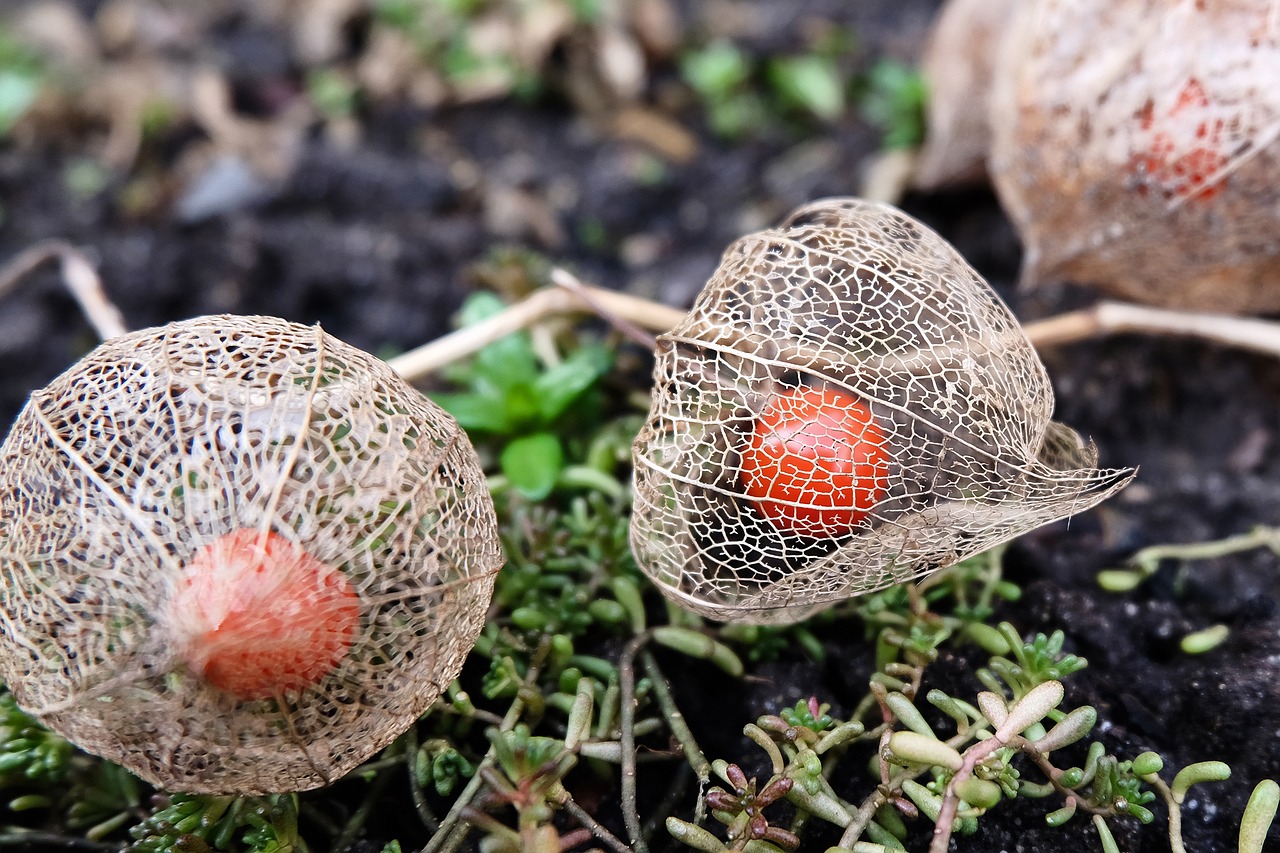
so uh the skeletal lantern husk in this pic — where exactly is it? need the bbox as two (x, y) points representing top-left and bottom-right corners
(0, 316), (502, 794)
(990, 0), (1280, 313)
(914, 0), (1017, 190)
(631, 198), (1134, 625)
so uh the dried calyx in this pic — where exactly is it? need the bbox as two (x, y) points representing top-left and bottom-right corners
(631, 198), (1134, 625)
(914, 0), (1017, 190)
(0, 315), (502, 794)
(990, 0), (1280, 313)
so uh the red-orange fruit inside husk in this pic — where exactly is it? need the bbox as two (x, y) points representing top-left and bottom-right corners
(169, 529), (360, 700)
(740, 386), (891, 538)
(1130, 77), (1228, 201)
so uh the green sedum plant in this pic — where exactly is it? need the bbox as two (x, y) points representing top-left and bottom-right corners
(668, 606), (1278, 853)
(0, 691), (71, 790)
(127, 794), (304, 853)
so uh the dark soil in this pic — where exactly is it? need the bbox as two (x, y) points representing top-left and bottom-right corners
(1, 2), (1278, 852)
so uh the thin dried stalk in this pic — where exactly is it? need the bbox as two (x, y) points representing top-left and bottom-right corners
(387, 269), (684, 381)
(1022, 300), (1280, 358)
(0, 240), (127, 340)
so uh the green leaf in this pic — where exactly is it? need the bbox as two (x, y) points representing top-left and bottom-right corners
(1132, 752), (1164, 778)
(0, 70), (39, 136)
(458, 292), (509, 328)
(708, 93), (765, 139)
(1092, 815), (1121, 853)
(500, 433), (564, 500)
(650, 626), (744, 676)
(475, 331), (538, 390)
(1031, 705), (1097, 752)
(431, 391), (512, 433)
(500, 383), (542, 431)
(955, 778), (1002, 810)
(456, 292), (540, 391)
(681, 41), (751, 100)
(1180, 623), (1229, 654)
(1171, 760), (1231, 804)
(568, 0), (604, 22)
(768, 55), (845, 121)
(534, 344), (612, 421)
(997, 680), (1063, 741)
(859, 59), (927, 149)
(1096, 568), (1146, 592)
(666, 816), (728, 853)
(307, 68), (358, 119)
(887, 731), (963, 771)
(374, 0), (420, 30)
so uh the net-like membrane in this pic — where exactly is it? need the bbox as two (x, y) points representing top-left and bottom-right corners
(631, 199), (1133, 624)
(0, 316), (501, 793)
(991, 0), (1280, 313)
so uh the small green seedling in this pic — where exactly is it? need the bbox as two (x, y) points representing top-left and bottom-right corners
(433, 291), (614, 500)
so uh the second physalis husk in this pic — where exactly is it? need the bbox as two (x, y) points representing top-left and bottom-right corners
(0, 316), (502, 794)
(990, 0), (1280, 313)
(631, 198), (1134, 625)
(914, 0), (1018, 190)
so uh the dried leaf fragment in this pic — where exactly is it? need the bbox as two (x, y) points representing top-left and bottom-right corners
(631, 198), (1133, 624)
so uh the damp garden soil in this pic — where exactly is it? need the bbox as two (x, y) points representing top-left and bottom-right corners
(0, 4), (1278, 853)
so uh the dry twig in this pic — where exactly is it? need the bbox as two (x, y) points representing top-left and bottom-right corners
(386, 270), (684, 381)
(0, 240), (127, 340)
(1021, 300), (1280, 358)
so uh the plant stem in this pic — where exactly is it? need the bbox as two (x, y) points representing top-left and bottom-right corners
(418, 638), (552, 853)
(1142, 772), (1188, 853)
(618, 634), (711, 852)
(352, 755), (407, 775)
(1127, 525), (1280, 577)
(1022, 301), (1280, 359)
(620, 632), (652, 853)
(334, 760), (394, 851)
(0, 239), (128, 339)
(839, 780), (894, 847)
(639, 649), (711, 823)
(403, 725), (440, 834)
(554, 789), (632, 853)
(929, 732), (1008, 853)
(388, 272), (685, 381)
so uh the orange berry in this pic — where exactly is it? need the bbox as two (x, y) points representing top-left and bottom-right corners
(168, 529), (360, 700)
(740, 386), (891, 538)
(1132, 77), (1227, 201)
